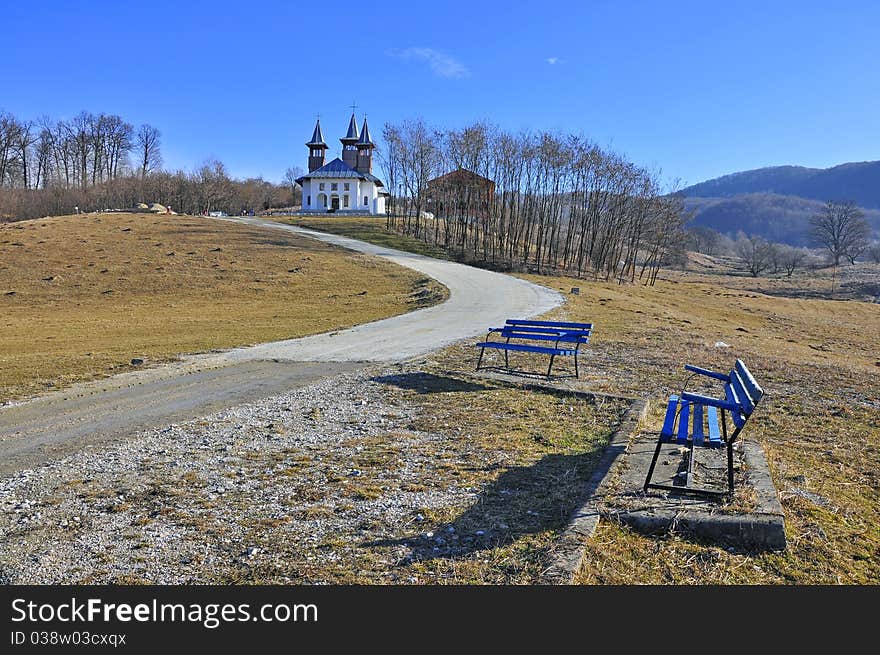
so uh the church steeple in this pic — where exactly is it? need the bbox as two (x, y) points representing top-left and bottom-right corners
(356, 116), (374, 174)
(340, 112), (360, 169)
(306, 119), (327, 172)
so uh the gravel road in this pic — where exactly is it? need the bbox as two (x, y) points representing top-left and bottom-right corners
(0, 218), (561, 472)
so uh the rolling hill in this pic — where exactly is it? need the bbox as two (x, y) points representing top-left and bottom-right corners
(681, 161), (880, 245)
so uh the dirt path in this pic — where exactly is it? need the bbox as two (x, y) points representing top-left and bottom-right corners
(0, 217), (561, 473)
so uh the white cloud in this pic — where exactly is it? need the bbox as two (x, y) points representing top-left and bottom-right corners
(546, 57), (559, 65)
(386, 47), (470, 79)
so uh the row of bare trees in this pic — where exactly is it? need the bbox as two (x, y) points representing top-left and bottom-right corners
(0, 110), (162, 192)
(696, 200), (874, 277)
(732, 234), (810, 277)
(1, 109), (301, 220)
(380, 120), (689, 284)
(0, 158), (297, 220)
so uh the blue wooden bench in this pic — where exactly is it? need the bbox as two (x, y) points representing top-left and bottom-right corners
(475, 319), (592, 378)
(643, 359), (764, 498)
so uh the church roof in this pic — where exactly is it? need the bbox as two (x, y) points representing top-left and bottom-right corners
(306, 119), (326, 146)
(357, 117), (373, 145)
(341, 113), (359, 142)
(296, 157), (385, 186)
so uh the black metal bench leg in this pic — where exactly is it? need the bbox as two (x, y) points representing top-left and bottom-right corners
(504, 349), (509, 369)
(686, 438), (696, 488)
(574, 352), (579, 379)
(546, 354), (555, 378)
(727, 440), (735, 495)
(476, 347), (485, 372)
(643, 435), (665, 493)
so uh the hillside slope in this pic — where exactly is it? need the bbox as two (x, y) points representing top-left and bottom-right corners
(682, 160), (880, 244)
(682, 160), (880, 208)
(685, 193), (880, 246)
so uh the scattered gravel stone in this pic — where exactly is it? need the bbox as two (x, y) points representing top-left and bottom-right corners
(0, 365), (479, 583)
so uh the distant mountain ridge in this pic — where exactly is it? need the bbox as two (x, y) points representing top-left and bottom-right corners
(681, 160), (880, 246)
(682, 160), (880, 209)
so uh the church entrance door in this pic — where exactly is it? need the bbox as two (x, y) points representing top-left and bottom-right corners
(331, 196), (340, 210)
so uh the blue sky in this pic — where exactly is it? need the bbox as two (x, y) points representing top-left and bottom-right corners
(3, 0), (878, 187)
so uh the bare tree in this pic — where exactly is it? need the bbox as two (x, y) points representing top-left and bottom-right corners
(865, 243), (880, 264)
(777, 244), (808, 277)
(283, 166), (303, 198)
(734, 233), (773, 277)
(810, 200), (871, 265)
(0, 107), (298, 220)
(688, 225), (722, 256)
(0, 112), (21, 186)
(136, 124), (162, 177)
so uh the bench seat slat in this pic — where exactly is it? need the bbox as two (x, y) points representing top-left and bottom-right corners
(692, 403), (704, 446)
(661, 395), (679, 441)
(677, 401), (690, 445)
(706, 405), (721, 446)
(476, 342), (577, 356)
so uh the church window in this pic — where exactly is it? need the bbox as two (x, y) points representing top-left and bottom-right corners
(344, 183), (350, 191)
(331, 182), (338, 191)
(319, 183), (325, 190)
(364, 196), (369, 206)
(344, 195), (349, 208)
(307, 195), (311, 205)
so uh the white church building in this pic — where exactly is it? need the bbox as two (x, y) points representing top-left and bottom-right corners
(297, 114), (389, 215)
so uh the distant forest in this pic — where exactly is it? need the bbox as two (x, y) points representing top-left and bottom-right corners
(681, 161), (880, 246)
(0, 110), (300, 220)
(685, 193), (880, 247)
(681, 161), (880, 209)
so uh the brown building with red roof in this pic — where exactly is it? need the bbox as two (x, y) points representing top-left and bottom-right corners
(425, 168), (495, 219)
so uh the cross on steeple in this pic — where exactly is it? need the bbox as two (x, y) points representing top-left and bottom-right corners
(349, 101), (358, 114)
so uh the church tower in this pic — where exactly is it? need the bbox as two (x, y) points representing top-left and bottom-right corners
(306, 119), (327, 172)
(340, 113), (360, 170)
(356, 117), (374, 174)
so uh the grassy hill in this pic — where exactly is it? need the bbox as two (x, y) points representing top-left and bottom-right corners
(0, 213), (445, 402)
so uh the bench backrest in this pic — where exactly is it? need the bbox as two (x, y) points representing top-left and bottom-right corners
(724, 359), (764, 428)
(505, 319), (592, 333)
(495, 319), (591, 345)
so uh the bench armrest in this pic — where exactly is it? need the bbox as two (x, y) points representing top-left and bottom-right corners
(680, 392), (739, 412)
(684, 364), (729, 382)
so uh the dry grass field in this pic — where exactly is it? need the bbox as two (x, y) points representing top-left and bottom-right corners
(282, 215), (450, 259)
(294, 217), (880, 584)
(526, 274), (879, 583)
(0, 213), (445, 403)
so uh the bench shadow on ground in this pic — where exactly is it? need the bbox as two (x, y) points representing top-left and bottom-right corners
(363, 451), (600, 564)
(371, 372), (494, 394)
